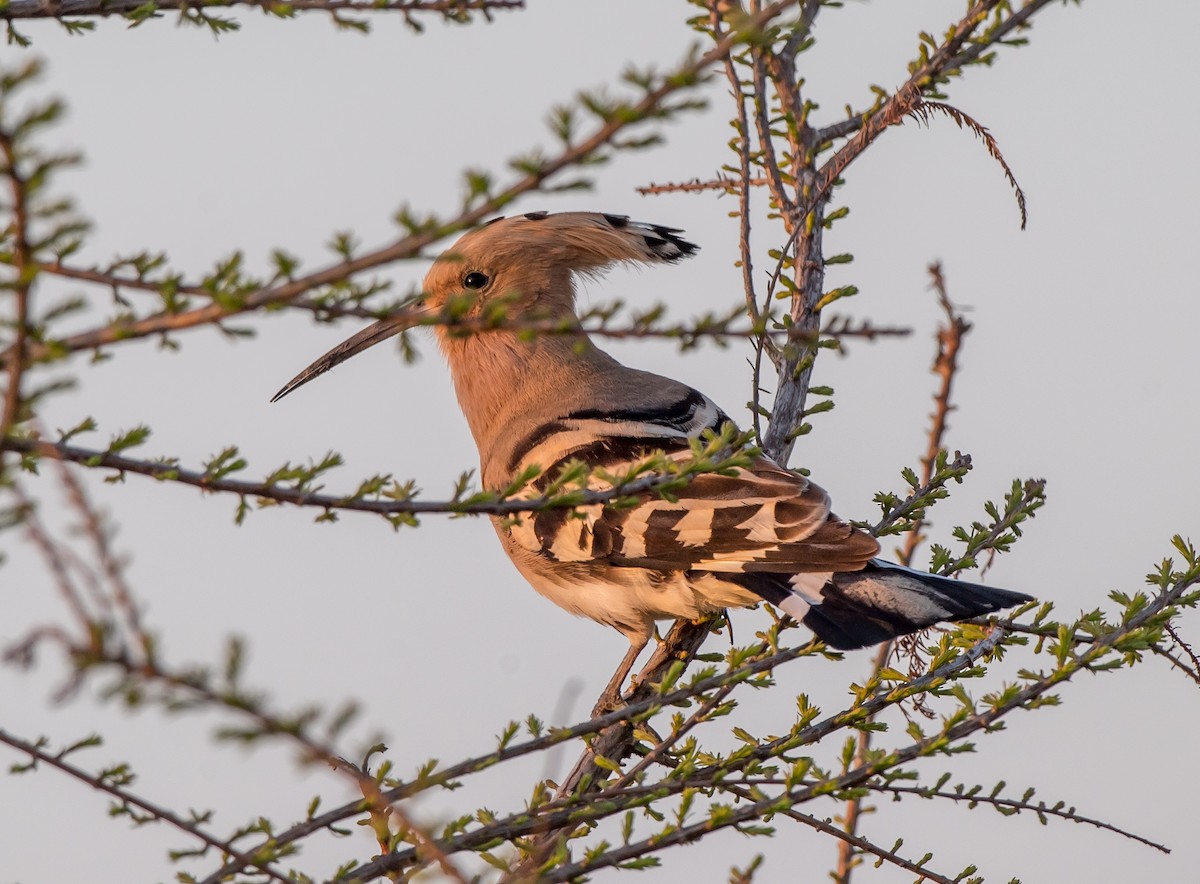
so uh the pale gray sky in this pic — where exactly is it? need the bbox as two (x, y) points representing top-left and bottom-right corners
(3, 2), (1198, 882)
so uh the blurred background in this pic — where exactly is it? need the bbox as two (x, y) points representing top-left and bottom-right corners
(2, 1), (1198, 880)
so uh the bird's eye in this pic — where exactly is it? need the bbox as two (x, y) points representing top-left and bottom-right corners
(463, 272), (490, 290)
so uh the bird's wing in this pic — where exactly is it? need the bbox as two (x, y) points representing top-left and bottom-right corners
(506, 392), (880, 574)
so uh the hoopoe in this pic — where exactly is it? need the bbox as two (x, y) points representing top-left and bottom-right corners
(273, 212), (1032, 709)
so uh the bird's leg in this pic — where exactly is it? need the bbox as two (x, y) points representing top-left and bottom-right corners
(592, 638), (647, 717)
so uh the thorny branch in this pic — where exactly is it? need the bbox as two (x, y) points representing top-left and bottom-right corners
(0, 0), (522, 23)
(712, 780), (962, 884)
(902, 263), (973, 565)
(714, 3), (770, 441)
(702, 771), (1167, 857)
(1159, 623), (1200, 687)
(636, 175), (770, 195)
(866, 782), (1170, 854)
(1, 432), (755, 519)
(25, 258), (914, 347)
(0, 728), (294, 883)
(976, 616), (1200, 691)
(814, 0), (1063, 146)
(0, 124), (31, 456)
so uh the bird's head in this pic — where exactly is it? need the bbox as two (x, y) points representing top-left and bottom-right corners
(271, 212), (698, 402)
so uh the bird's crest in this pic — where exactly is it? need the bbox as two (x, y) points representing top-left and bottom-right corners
(422, 211), (699, 300)
(461, 211), (698, 268)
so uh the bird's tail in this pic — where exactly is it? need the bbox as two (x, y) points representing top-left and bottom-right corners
(746, 559), (1033, 650)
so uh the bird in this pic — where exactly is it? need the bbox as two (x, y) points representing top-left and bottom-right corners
(272, 211), (1033, 711)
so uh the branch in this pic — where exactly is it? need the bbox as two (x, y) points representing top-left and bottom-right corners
(12, 623), (471, 882)
(983, 618), (1200, 690)
(902, 263), (972, 561)
(1157, 623), (1200, 687)
(720, 782), (960, 884)
(1, 432), (755, 519)
(907, 101), (1027, 229)
(814, 0), (1063, 146)
(0, 728), (292, 882)
(714, 1), (769, 440)
(30, 260), (913, 346)
(0, 122), (31, 454)
(0, 0), (522, 22)
(636, 175), (770, 195)
(870, 782), (1170, 855)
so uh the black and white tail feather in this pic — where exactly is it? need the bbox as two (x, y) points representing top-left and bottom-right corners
(741, 559), (1030, 650)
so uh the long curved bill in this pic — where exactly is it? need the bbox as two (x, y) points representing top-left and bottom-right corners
(270, 303), (436, 402)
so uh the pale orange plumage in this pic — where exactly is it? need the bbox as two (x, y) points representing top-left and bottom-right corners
(274, 211), (1032, 710)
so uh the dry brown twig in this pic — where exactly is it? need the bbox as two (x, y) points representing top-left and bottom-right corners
(1161, 623), (1200, 687)
(908, 101), (1028, 229)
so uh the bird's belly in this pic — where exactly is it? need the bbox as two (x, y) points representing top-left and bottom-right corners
(503, 541), (760, 639)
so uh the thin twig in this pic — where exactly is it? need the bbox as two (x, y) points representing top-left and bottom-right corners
(27, 260), (911, 346)
(2, 435), (745, 518)
(636, 175), (770, 195)
(0, 126), (32, 451)
(869, 782), (1170, 854)
(713, 2), (773, 443)
(1163, 623), (1200, 675)
(0, 0), (521, 21)
(901, 262), (972, 563)
(0, 728), (293, 882)
(722, 781), (959, 884)
(48, 454), (151, 661)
